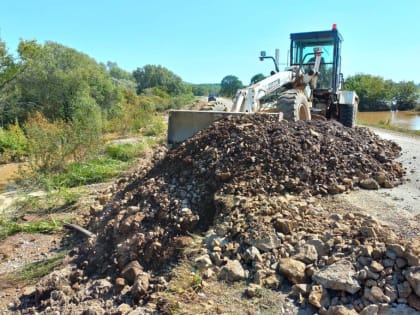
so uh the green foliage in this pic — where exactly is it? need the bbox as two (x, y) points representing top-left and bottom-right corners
(24, 112), (71, 172)
(219, 75), (243, 97)
(189, 83), (221, 96)
(133, 64), (187, 96)
(344, 74), (418, 112)
(345, 74), (392, 111)
(0, 37), (21, 91)
(143, 115), (166, 136)
(49, 158), (125, 188)
(0, 121), (28, 163)
(105, 143), (144, 162)
(24, 105), (103, 172)
(0, 217), (64, 240)
(395, 81), (418, 110)
(70, 91), (103, 160)
(250, 73), (265, 85)
(106, 61), (134, 81)
(2, 40), (121, 125)
(106, 61), (137, 91)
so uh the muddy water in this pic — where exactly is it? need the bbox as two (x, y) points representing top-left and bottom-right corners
(358, 111), (420, 130)
(0, 163), (23, 193)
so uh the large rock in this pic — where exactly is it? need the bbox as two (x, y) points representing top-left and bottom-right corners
(308, 284), (329, 308)
(312, 260), (361, 294)
(294, 244), (318, 264)
(359, 178), (380, 190)
(131, 273), (150, 301)
(405, 266), (420, 296)
(278, 258), (307, 284)
(251, 235), (282, 252)
(121, 261), (143, 285)
(218, 259), (247, 282)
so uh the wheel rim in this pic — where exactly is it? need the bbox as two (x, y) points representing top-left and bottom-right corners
(298, 103), (310, 120)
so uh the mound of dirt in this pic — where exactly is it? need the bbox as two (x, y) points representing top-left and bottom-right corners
(12, 116), (420, 314)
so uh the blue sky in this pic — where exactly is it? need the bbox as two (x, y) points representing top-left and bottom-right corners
(0, 0), (419, 85)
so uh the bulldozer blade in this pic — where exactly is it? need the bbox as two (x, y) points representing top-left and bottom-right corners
(167, 110), (282, 146)
(167, 110), (244, 145)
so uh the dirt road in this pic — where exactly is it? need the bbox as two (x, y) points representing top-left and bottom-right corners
(336, 127), (420, 238)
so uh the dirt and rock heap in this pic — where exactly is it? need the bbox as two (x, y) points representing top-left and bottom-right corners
(16, 116), (420, 314)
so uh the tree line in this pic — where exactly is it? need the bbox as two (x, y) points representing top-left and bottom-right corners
(1, 37), (418, 131)
(0, 38), (196, 167)
(217, 74), (419, 112)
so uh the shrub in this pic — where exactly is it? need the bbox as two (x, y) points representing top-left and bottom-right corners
(143, 114), (166, 136)
(24, 96), (103, 173)
(24, 113), (70, 172)
(0, 121), (28, 163)
(69, 91), (103, 160)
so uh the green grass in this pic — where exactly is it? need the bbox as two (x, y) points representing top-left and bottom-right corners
(6, 251), (68, 284)
(36, 138), (163, 189)
(105, 142), (145, 162)
(0, 217), (65, 240)
(50, 158), (126, 188)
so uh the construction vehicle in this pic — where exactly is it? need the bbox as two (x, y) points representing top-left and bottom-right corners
(168, 25), (358, 145)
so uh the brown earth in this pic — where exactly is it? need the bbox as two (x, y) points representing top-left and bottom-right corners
(0, 118), (419, 315)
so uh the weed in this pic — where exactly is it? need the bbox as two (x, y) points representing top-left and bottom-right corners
(48, 158), (125, 188)
(105, 143), (144, 162)
(6, 251), (67, 284)
(0, 217), (65, 240)
(0, 121), (28, 163)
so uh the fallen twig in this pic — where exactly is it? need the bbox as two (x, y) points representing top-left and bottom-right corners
(63, 223), (95, 238)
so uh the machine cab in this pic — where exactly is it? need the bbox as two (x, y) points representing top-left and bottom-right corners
(290, 25), (343, 92)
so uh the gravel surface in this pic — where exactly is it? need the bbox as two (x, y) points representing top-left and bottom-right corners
(337, 127), (420, 239)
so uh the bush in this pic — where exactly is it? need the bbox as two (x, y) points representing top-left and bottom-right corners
(143, 115), (166, 136)
(24, 100), (103, 173)
(24, 113), (70, 171)
(0, 121), (28, 163)
(69, 91), (103, 160)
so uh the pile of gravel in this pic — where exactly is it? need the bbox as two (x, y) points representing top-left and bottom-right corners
(15, 116), (420, 314)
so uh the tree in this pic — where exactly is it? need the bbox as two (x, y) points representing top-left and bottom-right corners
(132, 65), (186, 96)
(7, 40), (120, 123)
(344, 74), (392, 111)
(0, 38), (20, 91)
(395, 81), (417, 110)
(106, 61), (137, 91)
(219, 75), (243, 97)
(106, 61), (134, 81)
(250, 73), (265, 85)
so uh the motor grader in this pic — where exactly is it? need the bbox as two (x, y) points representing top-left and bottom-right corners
(168, 25), (358, 145)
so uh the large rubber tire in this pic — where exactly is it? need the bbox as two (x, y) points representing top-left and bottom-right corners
(277, 89), (311, 121)
(338, 101), (358, 128)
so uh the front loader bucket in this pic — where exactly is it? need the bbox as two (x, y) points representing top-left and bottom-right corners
(167, 110), (244, 146)
(167, 110), (282, 146)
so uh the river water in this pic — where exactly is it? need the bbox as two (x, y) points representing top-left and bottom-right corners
(358, 111), (420, 130)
